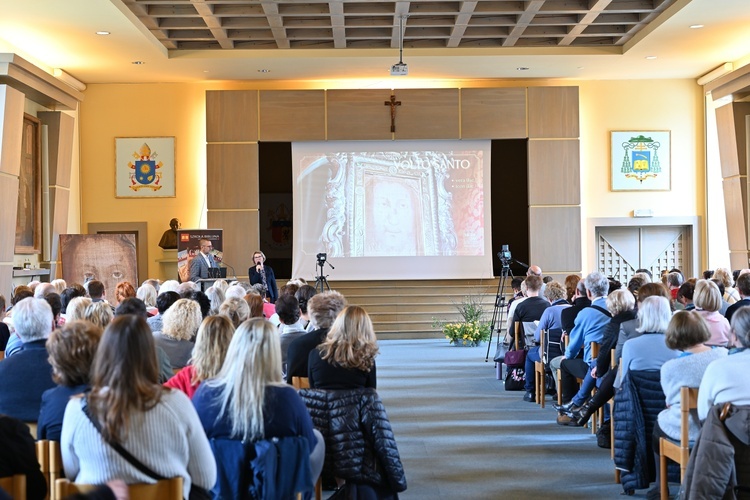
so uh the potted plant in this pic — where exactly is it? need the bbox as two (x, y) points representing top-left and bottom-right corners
(434, 293), (491, 346)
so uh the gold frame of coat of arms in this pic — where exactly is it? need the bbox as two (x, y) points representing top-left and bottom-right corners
(610, 130), (671, 192)
(320, 151), (457, 257)
(115, 136), (176, 198)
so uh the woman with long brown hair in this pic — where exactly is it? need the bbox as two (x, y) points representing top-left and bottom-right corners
(308, 305), (379, 389)
(60, 315), (215, 497)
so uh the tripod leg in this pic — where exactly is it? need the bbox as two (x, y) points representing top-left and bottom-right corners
(485, 270), (508, 362)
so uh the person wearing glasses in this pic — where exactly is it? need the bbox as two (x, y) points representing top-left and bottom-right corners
(189, 239), (218, 283)
(249, 251), (278, 303)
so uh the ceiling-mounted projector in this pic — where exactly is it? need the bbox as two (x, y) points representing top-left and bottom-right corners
(390, 62), (408, 76)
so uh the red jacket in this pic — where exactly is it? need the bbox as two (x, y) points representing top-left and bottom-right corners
(164, 365), (200, 399)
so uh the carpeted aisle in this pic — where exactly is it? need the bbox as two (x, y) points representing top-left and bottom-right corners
(374, 339), (634, 499)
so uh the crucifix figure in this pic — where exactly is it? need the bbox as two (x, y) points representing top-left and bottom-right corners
(384, 94), (401, 133)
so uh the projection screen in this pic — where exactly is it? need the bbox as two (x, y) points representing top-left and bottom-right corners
(292, 140), (493, 280)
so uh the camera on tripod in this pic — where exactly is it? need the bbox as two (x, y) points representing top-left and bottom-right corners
(497, 244), (512, 267)
(316, 252), (327, 266)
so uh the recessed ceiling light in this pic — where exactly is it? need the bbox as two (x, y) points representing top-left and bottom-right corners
(645, 56), (657, 60)
(96, 31), (110, 36)
(132, 61), (145, 65)
(516, 67), (529, 71)
(689, 24), (704, 29)
(577, 66), (584, 70)
(258, 69), (271, 73)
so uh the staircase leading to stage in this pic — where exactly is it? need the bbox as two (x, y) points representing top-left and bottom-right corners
(322, 278), (512, 339)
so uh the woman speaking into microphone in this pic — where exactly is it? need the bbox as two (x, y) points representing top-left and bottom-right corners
(248, 250), (278, 303)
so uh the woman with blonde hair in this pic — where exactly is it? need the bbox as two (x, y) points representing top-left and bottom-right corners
(83, 301), (114, 329)
(713, 267), (740, 304)
(60, 315), (216, 498)
(218, 297), (250, 328)
(155, 298), (202, 369)
(693, 279), (733, 346)
(192, 318), (324, 497)
(165, 315), (235, 398)
(66, 297), (92, 322)
(308, 305), (379, 389)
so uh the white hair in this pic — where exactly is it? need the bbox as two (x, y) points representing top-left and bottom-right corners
(136, 283), (157, 307)
(159, 280), (180, 294)
(13, 298), (54, 342)
(34, 283), (56, 299)
(636, 296), (672, 334)
(176, 281), (198, 295)
(225, 284), (246, 300)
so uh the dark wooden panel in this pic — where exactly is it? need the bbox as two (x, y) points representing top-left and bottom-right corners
(207, 144), (258, 210)
(207, 210), (259, 279)
(259, 90), (325, 141)
(529, 206), (581, 273)
(528, 139), (580, 205)
(394, 89), (460, 140)
(206, 90), (258, 143)
(327, 89), (394, 141)
(461, 88), (527, 139)
(48, 187), (70, 266)
(528, 87), (579, 139)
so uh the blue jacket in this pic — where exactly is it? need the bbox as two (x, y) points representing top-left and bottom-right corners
(0, 339), (56, 421)
(209, 436), (312, 500)
(613, 370), (678, 494)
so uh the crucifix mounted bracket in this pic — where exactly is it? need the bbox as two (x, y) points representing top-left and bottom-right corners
(384, 94), (401, 133)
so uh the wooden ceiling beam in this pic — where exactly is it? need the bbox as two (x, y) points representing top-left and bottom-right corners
(447, 2), (478, 48)
(558, 0), (613, 46)
(503, 0), (546, 47)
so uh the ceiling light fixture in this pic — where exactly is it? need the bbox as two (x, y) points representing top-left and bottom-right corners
(132, 61), (145, 65)
(390, 15), (408, 76)
(645, 56), (657, 60)
(96, 31), (110, 36)
(689, 24), (704, 29)
(517, 67), (529, 71)
(258, 69), (271, 73)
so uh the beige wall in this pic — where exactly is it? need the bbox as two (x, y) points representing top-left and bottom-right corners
(578, 79), (705, 272)
(78, 79), (706, 280)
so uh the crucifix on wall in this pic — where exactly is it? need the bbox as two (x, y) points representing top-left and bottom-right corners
(384, 94), (401, 133)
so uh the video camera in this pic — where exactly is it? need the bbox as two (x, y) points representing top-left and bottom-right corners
(497, 244), (512, 267)
(316, 252), (327, 266)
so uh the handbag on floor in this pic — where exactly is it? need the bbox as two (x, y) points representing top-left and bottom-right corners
(504, 367), (526, 391)
(503, 348), (526, 368)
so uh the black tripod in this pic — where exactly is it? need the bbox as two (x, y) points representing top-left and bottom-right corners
(485, 263), (514, 362)
(314, 259), (332, 293)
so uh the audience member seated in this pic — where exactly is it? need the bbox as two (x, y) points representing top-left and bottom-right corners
(694, 279), (734, 347)
(553, 272), (610, 417)
(0, 298), (56, 421)
(711, 278), (731, 315)
(568, 288), (636, 427)
(136, 283), (158, 316)
(186, 290), (210, 321)
(165, 315), (235, 398)
(675, 280), (696, 311)
(114, 281), (136, 308)
(522, 281), (570, 403)
(192, 318), (324, 498)
(66, 296), (92, 322)
(244, 293), (264, 318)
(60, 285), (86, 322)
(38, 320), (103, 441)
(224, 284), (247, 301)
(724, 272), (750, 324)
(714, 267), (740, 305)
(286, 291), (347, 384)
(563, 275), (581, 304)
(155, 298), (201, 369)
(83, 301), (114, 330)
(159, 280), (180, 295)
(218, 297), (250, 328)
(5, 292), (63, 357)
(276, 294), (306, 377)
(618, 296), (679, 386)
(205, 286), (225, 316)
(666, 272), (684, 309)
(147, 290), (180, 334)
(308, 305), (378, 390)
(0, 294), (10, 351)
(509, 275), (548, 349)
(60, 315), (216, 499)
(0, 414), (47, 500)
(295, 285), (317, 331)
(34, 282), (56, 299)
(648, 310), (728, 498)
(114, 298), (173, 383)
(698, 307), (750, 420)
(86, 280), (114, 314)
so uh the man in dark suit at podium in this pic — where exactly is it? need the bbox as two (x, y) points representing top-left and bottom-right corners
(189, 239), (217, 283)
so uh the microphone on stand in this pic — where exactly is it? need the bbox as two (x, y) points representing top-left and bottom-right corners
(222, 261), (237, 280)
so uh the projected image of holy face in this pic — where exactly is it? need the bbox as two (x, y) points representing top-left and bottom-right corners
(365, 176), (423, 257)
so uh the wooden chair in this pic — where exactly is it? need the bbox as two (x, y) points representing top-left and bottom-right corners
(534, 329), (546, 408)
(49, 440), (64, 500)
(292, 376), (310, 390)
(0, 474), (26, 499)
(36, 440), (50, 500)
(56, 477), (183, 500)
(658, 386), (699, 500)
(0, 350), (5, 361)
(555, 332), (569, 405)
(588, 341), (601, 434)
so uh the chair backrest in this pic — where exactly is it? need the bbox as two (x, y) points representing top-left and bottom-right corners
(292, 376), (310, 390)
(55, 477), (183, 500)
(0, 474), (26, 499)
(543, 328), (564, 364)
(0, 350), (5, 361)
(49, 440), (63, 500)
(590, 341), (600, 359)
(680, 387), (700, 446)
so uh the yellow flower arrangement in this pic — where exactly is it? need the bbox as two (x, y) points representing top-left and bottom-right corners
(442, 320), (491, 346)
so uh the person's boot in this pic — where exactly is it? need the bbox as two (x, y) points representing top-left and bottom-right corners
(552, 400), (578, 414)
(571, 400), (596, 426)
